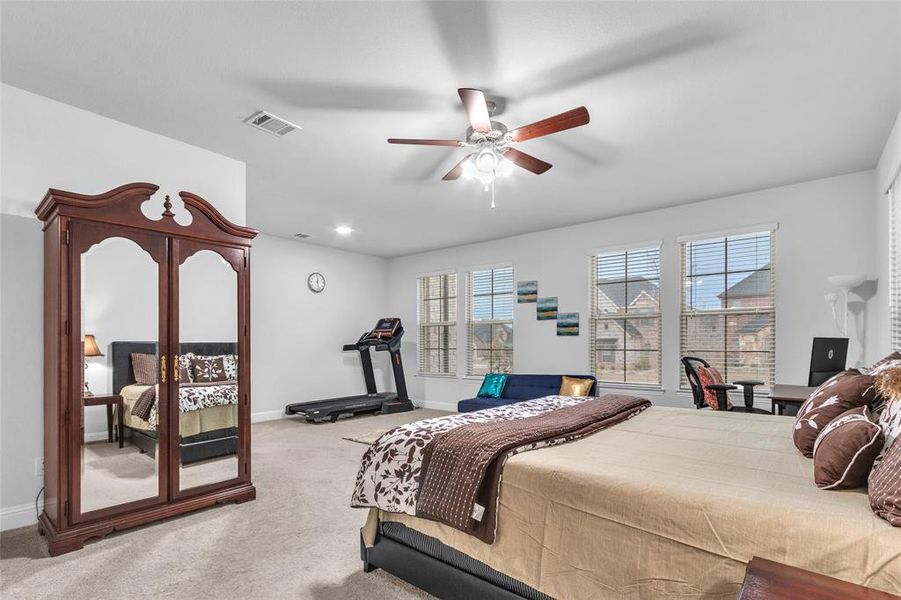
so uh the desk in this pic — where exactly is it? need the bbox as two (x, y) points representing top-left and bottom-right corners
(83, 394), (124, 448)
(738, 556), (896, 599)
(769, 384), (815, 415)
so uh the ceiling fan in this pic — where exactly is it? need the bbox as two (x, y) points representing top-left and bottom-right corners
(388, 88), (590, 186)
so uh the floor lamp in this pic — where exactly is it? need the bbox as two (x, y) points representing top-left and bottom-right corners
(824, 274), (866, 336)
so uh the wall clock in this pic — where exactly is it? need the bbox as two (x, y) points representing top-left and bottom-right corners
(307, 272), (326, 293)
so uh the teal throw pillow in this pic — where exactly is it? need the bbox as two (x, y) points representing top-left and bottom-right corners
(477, 373), (508, 399)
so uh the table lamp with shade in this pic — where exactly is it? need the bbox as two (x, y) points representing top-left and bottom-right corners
(83, 334), (103, 396)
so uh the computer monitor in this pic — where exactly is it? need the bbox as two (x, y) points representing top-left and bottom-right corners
(809, 337), (849, 387)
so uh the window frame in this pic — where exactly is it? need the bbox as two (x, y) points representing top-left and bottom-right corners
(589, 243), (663, 389)
(891, 180), (901, 352)
(465, 264), (514, 377)
(678, 227), (777, 391)
(416, 270), (458, 377)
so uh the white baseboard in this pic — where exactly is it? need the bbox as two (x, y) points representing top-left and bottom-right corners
(251, 409), (289, 423)
(1, 501), (40, 532)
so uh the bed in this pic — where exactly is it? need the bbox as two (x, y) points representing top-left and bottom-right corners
(111, 341), (239, 464)
(357, 403), (901, 599)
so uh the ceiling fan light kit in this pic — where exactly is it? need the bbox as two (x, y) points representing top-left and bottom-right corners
(388, 88), (590, 205)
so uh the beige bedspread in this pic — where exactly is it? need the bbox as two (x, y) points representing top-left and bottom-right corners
(368, 406), (901, 599)
(119, 384), (237, 437)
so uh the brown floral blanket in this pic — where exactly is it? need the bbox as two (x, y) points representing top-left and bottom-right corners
(351, 394), (650, 543)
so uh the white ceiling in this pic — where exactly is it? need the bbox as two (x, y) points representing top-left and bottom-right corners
(2, 2), (899, 257)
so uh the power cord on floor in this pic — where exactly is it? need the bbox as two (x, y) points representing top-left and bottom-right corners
(35, 486), (44, 521)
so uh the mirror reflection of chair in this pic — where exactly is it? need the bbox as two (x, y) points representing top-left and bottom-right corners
(681, 356), (771, 414)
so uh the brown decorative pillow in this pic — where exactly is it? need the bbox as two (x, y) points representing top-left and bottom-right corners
(696, 366), (732, 410)
(793, 370), (878, 457)
(812, 406), (883, 489)
(130, 353), (158, 385)
(559, 376), (594, 397)
(191, 356), (227, 383)
(178, 352), (195, 383)
(869, 431), (901, 527)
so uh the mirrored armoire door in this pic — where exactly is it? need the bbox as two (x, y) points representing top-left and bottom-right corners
(69, 221), (170, 523)
(170, 238), (249, 497)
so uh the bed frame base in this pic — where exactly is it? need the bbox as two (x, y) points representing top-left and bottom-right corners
(361, 533), (531, 600)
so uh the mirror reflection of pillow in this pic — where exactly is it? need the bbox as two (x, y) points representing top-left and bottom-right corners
(192, 356), (227, 383)
(178, 352), (195, 383)
(559, 376), (594, 397)
(130, 353), (158, 385)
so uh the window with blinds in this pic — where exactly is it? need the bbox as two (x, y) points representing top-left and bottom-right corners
(891, 181), (901, 351)
(467, 266), (514, 376)
(417, 272), (457, 375)
(590, 246), (662, 386)
(680, 230), (776, 389)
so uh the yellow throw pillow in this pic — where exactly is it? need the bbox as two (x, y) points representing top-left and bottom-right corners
(559, 376), (594, 397)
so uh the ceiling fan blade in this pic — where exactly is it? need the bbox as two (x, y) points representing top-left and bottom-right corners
(388, 138), (464, 146)
(503, 148), (552, 175)
(442, 153), (475, 180)
(508, 107), (590, 143)
(458, 88), (493, 133)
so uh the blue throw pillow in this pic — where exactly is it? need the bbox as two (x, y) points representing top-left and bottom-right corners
(477, 373), (508, 398)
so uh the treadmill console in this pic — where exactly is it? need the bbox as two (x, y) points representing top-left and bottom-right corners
(367, 317), (401, 339)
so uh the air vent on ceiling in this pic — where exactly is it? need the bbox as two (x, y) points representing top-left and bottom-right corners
(294, 232), (310, 239)
(243, 110), (300, 137)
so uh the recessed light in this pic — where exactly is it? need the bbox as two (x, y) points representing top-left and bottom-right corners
(335, 225), (354, 235)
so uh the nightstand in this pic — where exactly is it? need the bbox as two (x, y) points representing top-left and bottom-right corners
(83, 394), (124, 448)
(739, 557), (897, 599)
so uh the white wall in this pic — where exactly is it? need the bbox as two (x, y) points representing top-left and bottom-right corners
(874, 109), (901, 356)
(0, 84), (247, 529)
(0, 85), (246, 224)
(387, 171), (880, 411)
(250, 234), (390, 421)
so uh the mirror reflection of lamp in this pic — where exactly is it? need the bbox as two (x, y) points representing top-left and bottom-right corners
(83, 334), (103, 396)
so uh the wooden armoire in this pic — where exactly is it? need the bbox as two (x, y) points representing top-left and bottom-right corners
(36, 183), (257, 555)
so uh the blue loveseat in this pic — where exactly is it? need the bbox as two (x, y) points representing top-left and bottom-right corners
(457, 374), (597, 413)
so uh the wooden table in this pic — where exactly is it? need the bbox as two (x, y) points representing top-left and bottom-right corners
(739, 556), (898, 599)
(83, 394), (124, 448)
(769, 384), (816, 415)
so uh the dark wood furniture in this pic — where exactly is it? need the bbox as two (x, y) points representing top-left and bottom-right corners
(769, 384), (816, 415)
(738, 557), (898, 599)
(37, 183), (257, 555)
(681, 356), (771, 414)
(83, 394), (123, 448)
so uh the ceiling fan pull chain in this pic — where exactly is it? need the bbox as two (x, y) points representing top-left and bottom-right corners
(490, 180), (496, 209)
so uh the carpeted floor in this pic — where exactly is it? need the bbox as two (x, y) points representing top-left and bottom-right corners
(1, 408), (449, 600)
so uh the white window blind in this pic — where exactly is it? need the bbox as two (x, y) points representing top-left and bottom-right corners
(680, 230), (776, 388)
(891, 181), (901, 351)
(467, 266), (513, 376)
(417, 273), (457, 375)
(590, 246), (662, 386)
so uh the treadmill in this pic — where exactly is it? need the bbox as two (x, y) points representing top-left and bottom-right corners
(285, 317), (414, 423)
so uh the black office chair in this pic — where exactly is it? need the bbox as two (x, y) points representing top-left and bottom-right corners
(808, 337), (849, 387)
(681, 356), (770, 414)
